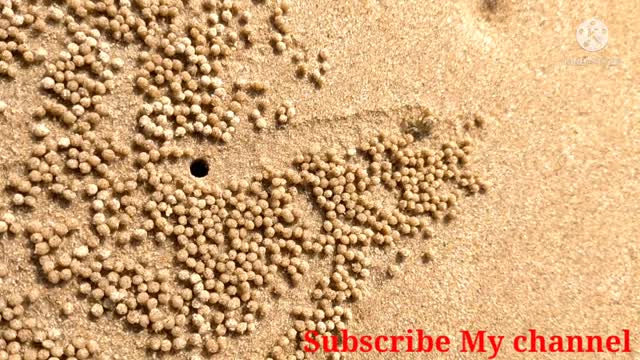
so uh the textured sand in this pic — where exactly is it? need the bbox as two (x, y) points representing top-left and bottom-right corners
(1, 0), (639, 359)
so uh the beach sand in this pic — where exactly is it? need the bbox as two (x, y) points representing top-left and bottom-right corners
(0, 0), (638, 359)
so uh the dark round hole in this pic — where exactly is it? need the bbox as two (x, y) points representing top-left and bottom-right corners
(190, 158), (209, 178)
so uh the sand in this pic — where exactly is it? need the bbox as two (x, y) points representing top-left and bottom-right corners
(0, 0), (638, 359)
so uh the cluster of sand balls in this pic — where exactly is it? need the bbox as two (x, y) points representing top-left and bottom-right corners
(125, 0), (314, 143)
(0, 288), (101, 360)
(4, 113), (487, 359)
(0, 0), (48, 78)
(130, 169), (316, 353)
(3, 115), (489, 360)
(269, 0), (292, 53)
(5, 128), (128, 207)
(106, 128), (486, 359)
(292, 48), (330, 88)
(275, 100), (296, 126)
(34, 0), (322, 144)
(214, 0), (328, 90)
(64, 0), (181, 43)
(263, 131), (488, 359)
(133, 29), (245, 144)
(37, 26), (122, 134)
(0, 1), (490, 359)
